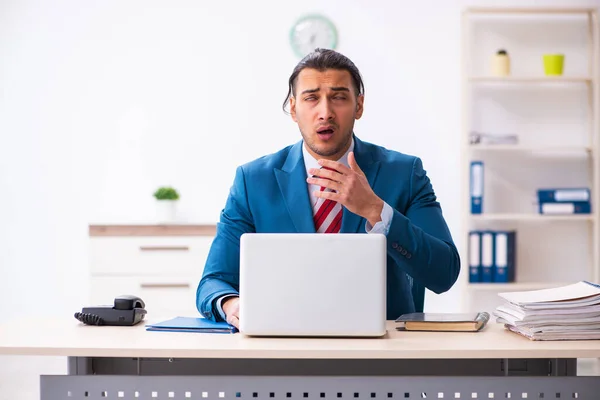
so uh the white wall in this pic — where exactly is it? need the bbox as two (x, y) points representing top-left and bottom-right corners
(1, 0), (599, 321)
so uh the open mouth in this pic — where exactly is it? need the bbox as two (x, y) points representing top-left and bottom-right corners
(317, 126), (335, 140)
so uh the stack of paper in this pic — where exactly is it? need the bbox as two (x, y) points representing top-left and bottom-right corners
(494, 281), (600, 340)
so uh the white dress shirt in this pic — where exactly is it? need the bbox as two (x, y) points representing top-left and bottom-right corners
(215, 138), (393, 320)
(302, 137), (393, 234)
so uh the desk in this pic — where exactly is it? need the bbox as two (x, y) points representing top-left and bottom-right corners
(1, 318), (599, 399)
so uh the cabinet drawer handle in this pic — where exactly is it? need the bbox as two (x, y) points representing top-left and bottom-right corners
(139, 246), (190, 252)
(140, 283), (191, 289)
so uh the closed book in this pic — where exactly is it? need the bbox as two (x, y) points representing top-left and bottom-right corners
(395, 312), (490, 332)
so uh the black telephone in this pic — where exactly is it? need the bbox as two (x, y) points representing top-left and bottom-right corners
(74, 295), (147, 326)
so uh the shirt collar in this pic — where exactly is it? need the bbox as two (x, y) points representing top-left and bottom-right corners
(302, 137), (355, 175)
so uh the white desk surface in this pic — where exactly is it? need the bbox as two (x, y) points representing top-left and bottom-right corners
(1, 318), (599, 359)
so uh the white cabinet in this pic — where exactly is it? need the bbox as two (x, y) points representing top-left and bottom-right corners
(89, 236), (213, 276)
(90, 276), (199, 318)
(88, 225), (216, 319)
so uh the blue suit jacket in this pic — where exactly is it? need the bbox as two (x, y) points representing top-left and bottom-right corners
(196, 136), (460, 321)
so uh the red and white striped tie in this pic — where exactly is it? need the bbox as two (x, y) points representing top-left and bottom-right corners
(313, 167), (343, 233)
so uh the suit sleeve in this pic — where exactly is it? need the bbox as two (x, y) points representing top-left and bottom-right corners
(386, 157), (460, 294)
(196, 166), (255, 321)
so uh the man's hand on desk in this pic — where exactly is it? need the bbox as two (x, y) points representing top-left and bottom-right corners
(223, 296), (240, 328)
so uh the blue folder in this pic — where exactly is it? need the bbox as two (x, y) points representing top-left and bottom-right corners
(470, 161), (484, 214)
(468, 231), (481, 283)
(538, 201), (591, 214)
(493, 231), (516, 283)
(480, 231), (494, 283)
(146, 317), (238, 334)
(537, 188), (590, 203)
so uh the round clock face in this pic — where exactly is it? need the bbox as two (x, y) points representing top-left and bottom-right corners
(289, 15), (338, 58)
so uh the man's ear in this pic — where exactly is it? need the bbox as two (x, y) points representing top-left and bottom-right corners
(290, 96), (298, 122)
(355, 94), (364, 120)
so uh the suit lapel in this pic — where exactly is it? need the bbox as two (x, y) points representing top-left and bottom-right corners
(341, 136), (381, 233)
(274, 141), (315, 233)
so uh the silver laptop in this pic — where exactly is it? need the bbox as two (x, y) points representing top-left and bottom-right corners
(239, 233), (387, 337)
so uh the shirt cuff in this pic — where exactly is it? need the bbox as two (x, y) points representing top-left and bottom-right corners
(215, 294), (238, 321)
(365, 201), (393, 235)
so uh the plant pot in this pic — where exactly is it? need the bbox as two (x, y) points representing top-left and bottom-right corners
(156, 200), (178, 223)
(543, 54), (564, 76)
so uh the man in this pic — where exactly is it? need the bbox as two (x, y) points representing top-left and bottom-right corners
(196, 48), (460, 328)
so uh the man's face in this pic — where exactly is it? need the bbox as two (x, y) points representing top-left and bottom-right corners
(290, 68), (364, 161)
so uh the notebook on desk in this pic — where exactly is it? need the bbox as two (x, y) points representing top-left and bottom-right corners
(146, 317), (238, 334)
(395, 312), (490, 332)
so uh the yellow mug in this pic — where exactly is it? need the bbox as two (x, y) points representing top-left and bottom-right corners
(543, 54), (564, 76)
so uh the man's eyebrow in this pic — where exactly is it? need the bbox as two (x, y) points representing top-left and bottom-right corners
(300, 87), (350, 95)
(300, 88), (320, 95)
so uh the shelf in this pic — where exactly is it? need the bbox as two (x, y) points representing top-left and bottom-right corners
(467, 282), (573, 291)
(469, 76), (592, 83)
(471, 214), (594, 222)
(465, 8), (595, 15)
(469, 145), (592, 154)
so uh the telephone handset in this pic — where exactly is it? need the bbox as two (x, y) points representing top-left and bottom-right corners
(74, 295), (147, 326)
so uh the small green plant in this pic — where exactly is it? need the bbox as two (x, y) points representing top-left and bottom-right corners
(153, 187), (180, 200)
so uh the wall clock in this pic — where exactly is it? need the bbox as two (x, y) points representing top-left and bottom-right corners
(289, 14), (338, 58)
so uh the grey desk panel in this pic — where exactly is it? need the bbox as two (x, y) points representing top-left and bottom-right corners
(41, 375), (600, 400)
(69, 357), (577, 377)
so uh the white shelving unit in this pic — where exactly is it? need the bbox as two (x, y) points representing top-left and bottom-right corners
(470, 214), (595, 222)
(469, 76), (592, 83)
(461, 7), (599, 312)
(471, 145), (592, 152)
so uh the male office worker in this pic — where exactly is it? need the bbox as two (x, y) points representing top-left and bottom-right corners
(196, 48), (460, 328)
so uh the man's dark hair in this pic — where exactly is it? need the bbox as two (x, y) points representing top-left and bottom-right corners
(282, 48), (365, 114)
